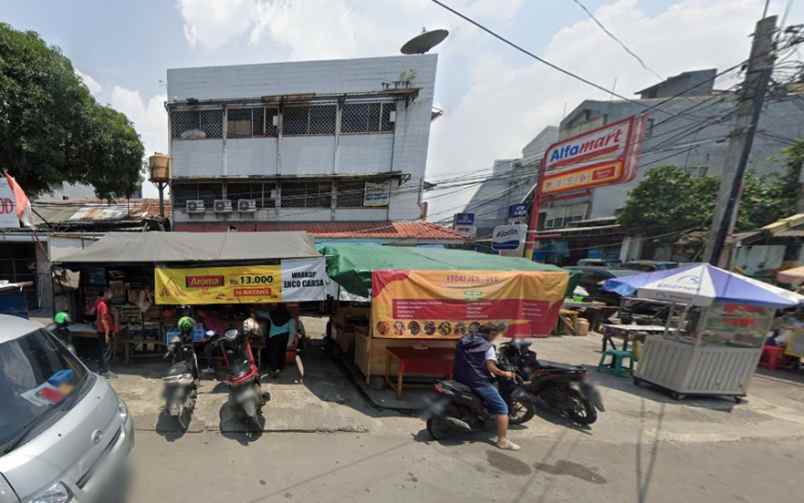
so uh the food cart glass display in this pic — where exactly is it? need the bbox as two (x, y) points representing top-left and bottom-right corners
(636, 301), (774, 399)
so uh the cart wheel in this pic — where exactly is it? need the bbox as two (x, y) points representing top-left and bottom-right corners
(734, 396), (744, 404)
(670, 392), (686, 401)
(632, 377), (641, 387)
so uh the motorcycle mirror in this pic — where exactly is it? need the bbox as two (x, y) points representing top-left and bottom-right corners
(205, 330), (215, 337)
(223, 328), (239, 341)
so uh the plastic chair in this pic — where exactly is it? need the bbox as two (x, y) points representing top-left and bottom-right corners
(598, 349), (635, 377)
(759, 345), (785, 371)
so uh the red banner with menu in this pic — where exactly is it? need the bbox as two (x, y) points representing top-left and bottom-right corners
(371, 270), (568, 339)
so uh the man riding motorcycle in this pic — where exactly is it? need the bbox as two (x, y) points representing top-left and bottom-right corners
(453, 324), (520, 451)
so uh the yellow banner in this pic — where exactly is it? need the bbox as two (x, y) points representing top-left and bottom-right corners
(371, 269), (568, 339)
(155, 265), (281, 305)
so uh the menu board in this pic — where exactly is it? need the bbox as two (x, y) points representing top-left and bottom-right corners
(700, 302), (773, 348)
(371, 269), (568, 339)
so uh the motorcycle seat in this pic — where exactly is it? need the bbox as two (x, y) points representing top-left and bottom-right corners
(538, 362), (583, 373)
(441, 380), (472, 394)
(167, 360), (192, 376)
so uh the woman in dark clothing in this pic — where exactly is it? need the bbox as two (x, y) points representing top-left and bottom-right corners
(265, 304), (292, 377)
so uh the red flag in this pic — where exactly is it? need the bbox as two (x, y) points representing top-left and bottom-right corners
(3, 172), (33, 227)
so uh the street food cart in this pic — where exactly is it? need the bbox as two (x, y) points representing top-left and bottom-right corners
(604, 263), (803, 400)
(321, 244), (574, 390)
(52, 232), (329, 363)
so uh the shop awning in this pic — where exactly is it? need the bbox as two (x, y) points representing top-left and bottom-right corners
(319, 243), (576, 298)
(54, 231), (320, 264)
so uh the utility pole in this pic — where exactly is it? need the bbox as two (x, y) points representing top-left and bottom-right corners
(705, 15), (777, 266)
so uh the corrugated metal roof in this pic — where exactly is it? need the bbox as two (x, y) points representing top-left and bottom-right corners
(174, 221), (466, 241)
(32, 199), (171, 224)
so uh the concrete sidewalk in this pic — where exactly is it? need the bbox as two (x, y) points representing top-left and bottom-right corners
(111, 347), (383, 435)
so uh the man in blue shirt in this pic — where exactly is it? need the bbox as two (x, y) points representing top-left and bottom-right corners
(453, 324), (519, 451)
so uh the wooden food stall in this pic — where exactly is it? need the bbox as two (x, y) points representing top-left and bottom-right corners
(52, 232), (329, 364)
(321, 245), (573, 391)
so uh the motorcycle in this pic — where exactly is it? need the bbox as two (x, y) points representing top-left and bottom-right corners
(162, 331), (200, 430)
(426, 375), (535, 441)
(498, 339), (604, 426)
(204, 328), (268, 433)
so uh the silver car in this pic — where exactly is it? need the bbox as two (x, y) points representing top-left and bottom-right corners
(0, 315), (134, 503)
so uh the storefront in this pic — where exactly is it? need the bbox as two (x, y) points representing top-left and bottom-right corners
(320, 244), (574, 385)
(52, 232), (328, 362)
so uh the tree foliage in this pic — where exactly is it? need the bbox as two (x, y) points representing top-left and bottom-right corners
(618, 157), (801, 238)
(0, 23), (143, 198)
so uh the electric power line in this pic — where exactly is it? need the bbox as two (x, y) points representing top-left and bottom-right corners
(570, 0), (663, 80)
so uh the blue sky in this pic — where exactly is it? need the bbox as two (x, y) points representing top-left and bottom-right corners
(2, 0), (801, 215)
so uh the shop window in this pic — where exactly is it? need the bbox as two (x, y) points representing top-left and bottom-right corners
(226, 109), (253, 138)
(226, 182), (277, 209)
(226, 107), (277, 138)
(336, 181), (365, 208)
(341, 102), (395, 134)
(283, 105), (336, 136)
(172, 183), (223, 207)
(171, 110), (223, 139)
(280, 181), (332, 208)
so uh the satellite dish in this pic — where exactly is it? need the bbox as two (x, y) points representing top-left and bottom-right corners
(401, 29), (449, 54)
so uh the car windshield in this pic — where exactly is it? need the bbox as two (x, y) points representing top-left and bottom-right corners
(0, 329), (89, 452)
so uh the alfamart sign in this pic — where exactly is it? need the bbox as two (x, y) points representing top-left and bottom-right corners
(541, 115), (646, 194)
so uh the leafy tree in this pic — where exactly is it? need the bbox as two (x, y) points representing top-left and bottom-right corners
(0, 23), (143, 198)
(617, 166), (718, 237)
(618, 160), (801, 238)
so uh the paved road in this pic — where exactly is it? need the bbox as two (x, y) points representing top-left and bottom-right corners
(124, 428), (803, 503)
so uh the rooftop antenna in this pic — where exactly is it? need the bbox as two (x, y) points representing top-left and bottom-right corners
(401, 28), (449, 54)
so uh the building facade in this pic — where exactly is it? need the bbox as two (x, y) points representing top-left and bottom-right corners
(455, 126), (558, 238)
(165, 55), (437, 232)
(544, 69), (804, 224)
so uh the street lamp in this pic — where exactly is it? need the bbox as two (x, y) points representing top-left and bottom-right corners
(148, 153), (170, 219)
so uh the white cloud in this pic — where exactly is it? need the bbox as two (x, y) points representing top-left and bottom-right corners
(176, 0), (522, 57)
(110, 87), (167, 198)
(75, 69), (102, 96)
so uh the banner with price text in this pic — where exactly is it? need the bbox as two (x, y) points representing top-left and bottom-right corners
(371, 269), (568, 339)
(155, 258), (328, 305)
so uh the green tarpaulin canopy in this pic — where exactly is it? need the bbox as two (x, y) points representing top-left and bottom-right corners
(319, 244), (577, 298)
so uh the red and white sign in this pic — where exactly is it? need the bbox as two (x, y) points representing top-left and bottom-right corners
(0, 178), (20, 229)
(541, 115), (646, 195)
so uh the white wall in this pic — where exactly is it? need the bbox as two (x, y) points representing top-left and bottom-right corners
(168, 55), (436, 183)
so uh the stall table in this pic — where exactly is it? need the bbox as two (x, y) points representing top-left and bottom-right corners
(563, 300), (618, 332)
(601, 324), (675, 353)
(384, 347), (455, 398)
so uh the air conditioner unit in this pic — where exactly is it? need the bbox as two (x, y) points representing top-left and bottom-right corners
(186, 200), (205, 213)
(213, 199), (233, 213)
(238, 199), (257, 213)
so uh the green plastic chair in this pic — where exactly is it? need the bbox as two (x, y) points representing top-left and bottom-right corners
(598, 349), (635, 377)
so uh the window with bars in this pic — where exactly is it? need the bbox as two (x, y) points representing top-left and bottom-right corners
(336, 181), (365, 208)
(226, 107), (278, 138)
(283, 105), (336, 136)
(280, 181), (333, 208)
(171, 110), (223, 139)
(172, 183), (223, 207)
(341, 102), (395, 134)
(226, 182), (277, 208)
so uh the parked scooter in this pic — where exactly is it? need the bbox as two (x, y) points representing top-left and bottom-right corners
(162, 316), (200, 430)
(426, 374), (534, 440)
(204, 324), (267, 433)
(498, 339), (604, 426)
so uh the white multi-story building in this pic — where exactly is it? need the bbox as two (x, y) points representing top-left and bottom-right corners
(166, 55), (438, 233)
